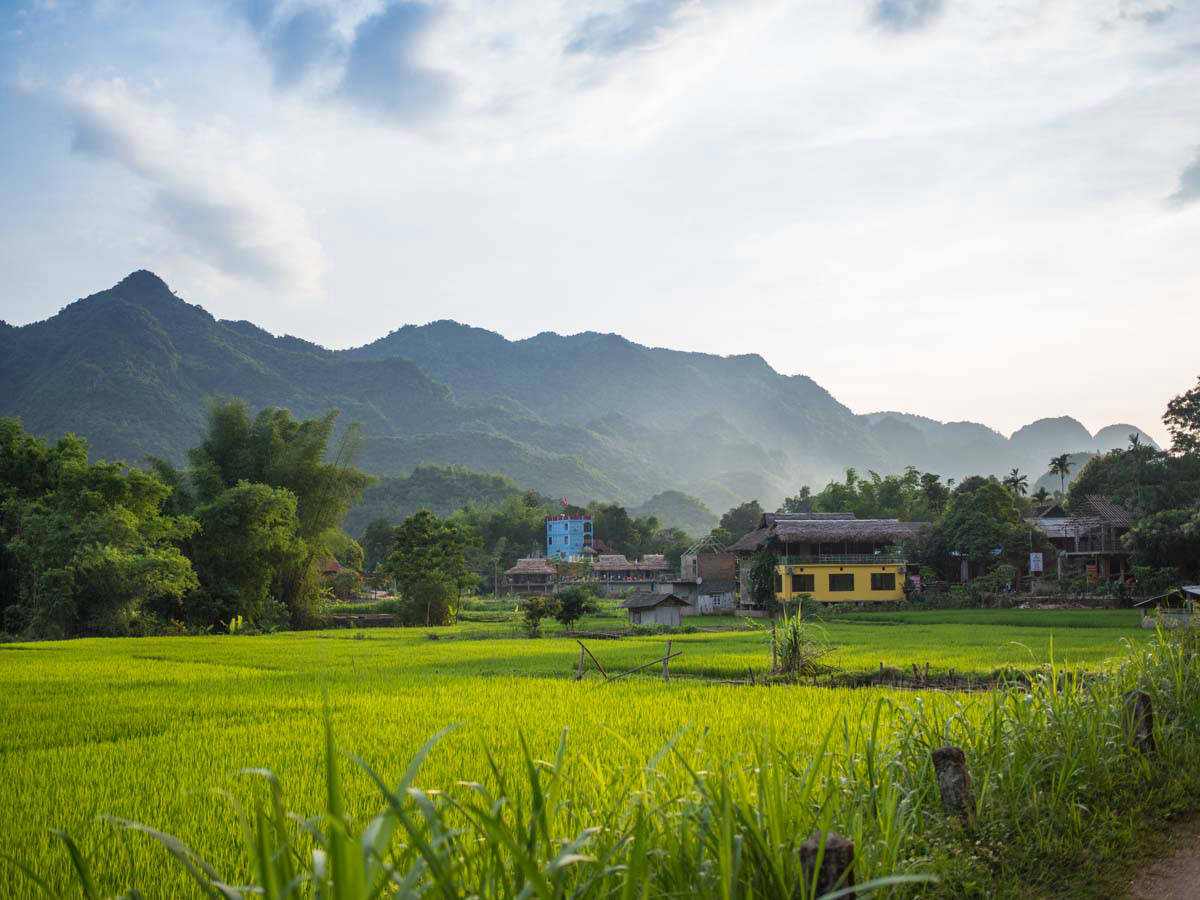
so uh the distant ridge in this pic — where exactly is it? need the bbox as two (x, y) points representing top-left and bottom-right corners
(0, 271), (1159, 514)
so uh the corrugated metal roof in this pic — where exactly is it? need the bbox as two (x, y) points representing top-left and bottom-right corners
(1079, 495), (1134, 528)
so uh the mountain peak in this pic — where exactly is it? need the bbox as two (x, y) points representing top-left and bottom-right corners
(115, 269), (172, 294)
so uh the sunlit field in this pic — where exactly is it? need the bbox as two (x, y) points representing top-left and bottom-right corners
(0, 610), (1166, 896)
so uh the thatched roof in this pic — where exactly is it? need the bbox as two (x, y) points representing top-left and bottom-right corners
(505, 557), (555, 576)
(762, 512), (855, 526)
(728, 527), (769, 553)
(772, 518), (923, 543)
(593, 554), (670, 571)
(620, 591), (689, 609)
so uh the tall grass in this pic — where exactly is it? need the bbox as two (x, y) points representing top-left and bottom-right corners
(17, 627), (1200, 897)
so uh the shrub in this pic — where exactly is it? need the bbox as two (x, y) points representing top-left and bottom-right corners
(3, 604), (29, 634)
(520, 595), (560, 637)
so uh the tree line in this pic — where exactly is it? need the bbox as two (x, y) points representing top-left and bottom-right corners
(1, 400), (372, 638)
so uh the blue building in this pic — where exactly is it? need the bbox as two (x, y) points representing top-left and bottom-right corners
(546, 515), (593, 559)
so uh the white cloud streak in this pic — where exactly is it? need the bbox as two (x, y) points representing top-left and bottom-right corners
(64, 78), (325, 298)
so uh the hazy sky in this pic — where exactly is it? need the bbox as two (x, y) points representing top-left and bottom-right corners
(2, 0), (1197, 444)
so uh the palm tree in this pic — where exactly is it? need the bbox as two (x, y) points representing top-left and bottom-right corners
(1049, 453), (1072, 497)
(1031, 486), (1050, 504)
(1003, 468), (1028, 499)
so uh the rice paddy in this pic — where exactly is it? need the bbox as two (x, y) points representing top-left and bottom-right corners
(0, 609), (1181, 897)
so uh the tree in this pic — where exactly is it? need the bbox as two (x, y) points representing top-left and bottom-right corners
(1164, 375), (1200, 456)
(1049, 454), (1072, 497)
(590, 503), (635, 553)
(1, 421), (198, 637)
(1125, 508), (1200, 578)
(720, 501), (764, 540)
(553, 586), (598, 631)
(749, 549), (777, 612)
(185, 482), (305, 628)
(520, 595), (560, 637)
(1031, 487), (1050, 504)
(779, 487), (813, 514)
(919, 472), (950, 515)
(185, 400), (374, 622)
(360, 518), (394, 573)
(383, 510), (476, 626)
(1002, 468), (1028, 499)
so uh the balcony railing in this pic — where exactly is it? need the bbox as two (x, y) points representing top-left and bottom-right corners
(777, 554), (907, 566)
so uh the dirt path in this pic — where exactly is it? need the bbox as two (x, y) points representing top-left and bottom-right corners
(1128, 823), (1200, 898)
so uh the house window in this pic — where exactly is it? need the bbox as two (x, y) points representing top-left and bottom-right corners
(791, 573), (815, 593)
(774, 573), (783, 593)
(871, 573), (897, 591)
(828, 573), (854, 592)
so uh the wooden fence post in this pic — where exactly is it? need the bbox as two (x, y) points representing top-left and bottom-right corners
(1124, 690), (1155, 755)
(931, 746), (976, 827)
(663, 640), (672, 682)
(800, 831), (854, 899)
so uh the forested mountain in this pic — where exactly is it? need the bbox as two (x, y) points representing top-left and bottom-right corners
(0, 272), (1159, 515)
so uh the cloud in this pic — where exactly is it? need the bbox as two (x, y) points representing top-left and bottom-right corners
(871, 0), (943, 33)
(1119, 1), (1175, 26)
(565, 0), (690, 56)
(339, 2), (453, 120)
(66, 79), (325, 295)
(266, 4), (339, 87)
(1167, 149), (1200, 208)
(235, 1), (453, 120)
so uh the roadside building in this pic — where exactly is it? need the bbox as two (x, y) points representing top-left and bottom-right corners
(591, 553), (672, 596)
(1025, 495), (1134, 581)
(504, 557), (556, 595)
(729, 512), (922, 609)
(620, 591), (690, 627)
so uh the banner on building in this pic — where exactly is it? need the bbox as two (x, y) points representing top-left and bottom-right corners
(1029, 552), (1043, 574)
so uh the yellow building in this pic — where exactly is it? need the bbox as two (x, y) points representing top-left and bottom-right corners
(729, 513), (923, 609)
(774, 560), (907, 602)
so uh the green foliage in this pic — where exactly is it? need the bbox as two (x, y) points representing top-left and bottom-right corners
(719, 499), (764, 539)
(183, 481), (304, 629)
(552, 586), (598, 630)
(326, 570), (363, 601)
(749, 549), (777, 610)
(786, 467), (948, 522)
(384, 510), (476, 626)
(343, 464), (524, 537)
(1067, 444), (1200, 515)
(519, 594), (560, 636)
(1164, 374), (1200, 456)
(1125, 509), (1200, 577)
(0, 418), (198, 637)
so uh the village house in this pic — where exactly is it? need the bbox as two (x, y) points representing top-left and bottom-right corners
(729, 512), (922, 609)
(503, 557), (556, 595)
(1025, 495), (1134, 581)
(590, 553), (672, 596)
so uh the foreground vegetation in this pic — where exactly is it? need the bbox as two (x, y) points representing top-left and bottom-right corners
(1, 611), (1188, 898)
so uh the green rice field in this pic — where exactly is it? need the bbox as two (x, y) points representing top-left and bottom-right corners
(0, 609), (1177, 896)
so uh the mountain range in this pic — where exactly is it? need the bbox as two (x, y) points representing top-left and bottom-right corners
(0, 271), (1159, 518)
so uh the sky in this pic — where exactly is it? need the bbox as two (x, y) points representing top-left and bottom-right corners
(1, 0), (1198, 445)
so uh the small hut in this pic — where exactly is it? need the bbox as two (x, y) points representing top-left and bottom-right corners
(1136, 586), (1200, 628)
(620, 591), (689, 627)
